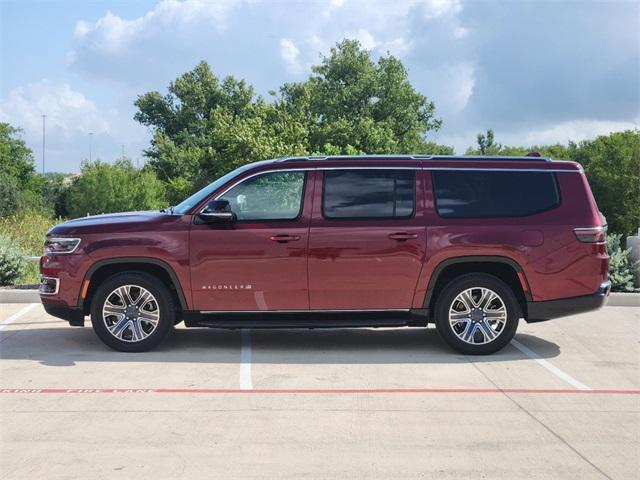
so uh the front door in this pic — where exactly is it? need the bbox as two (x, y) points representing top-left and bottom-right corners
(190, 170), (312, 311)
(308, 168), (426, 310)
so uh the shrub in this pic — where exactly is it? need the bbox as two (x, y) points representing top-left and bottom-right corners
(65, 158), (166, 218)
(0, 171), (22, 216)
(0, 236), (27, 286)
(0, 210), (60, 255)
(607, 233), (638, 292)
(568, 131), (640, 237)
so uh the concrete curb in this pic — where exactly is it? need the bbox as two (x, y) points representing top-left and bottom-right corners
(0, 288), (638, 306)
(0, 289), (40, 303)
(608, 292), (640, 307)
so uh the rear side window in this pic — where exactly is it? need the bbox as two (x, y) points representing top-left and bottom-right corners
(323, 170), (415, 219)
(432, 170), (559, 218)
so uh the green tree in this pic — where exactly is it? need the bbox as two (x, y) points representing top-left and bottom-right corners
(472, 129), (501, 155)
(0, 122), (43, 215)
(466, 129), (569, 158)
(65, 158), (166, 218)
(135, 40), (451, 203)
(567, 130), (640, 237)
(42, 172), (72, 218)
(279, 39), (442, 154)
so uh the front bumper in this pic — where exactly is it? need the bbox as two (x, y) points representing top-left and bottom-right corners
(526, 281), (611, 322)
(42, 302), (85, 326)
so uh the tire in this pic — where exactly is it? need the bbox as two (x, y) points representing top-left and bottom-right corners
(434, 273), (520, 355)
(90, 271), (175, 352)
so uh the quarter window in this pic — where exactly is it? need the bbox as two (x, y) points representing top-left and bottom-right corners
(323, 170), (415, 219)
(432, 170), (560, 218)
(219, 171), (305, 221)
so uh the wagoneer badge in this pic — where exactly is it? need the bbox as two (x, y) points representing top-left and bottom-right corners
(201, 284), (252, 290)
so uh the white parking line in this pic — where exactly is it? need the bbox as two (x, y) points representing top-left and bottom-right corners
(512, 339), (591, 391)
(239, 329), (253, 390)
(0, 303), (39, 330)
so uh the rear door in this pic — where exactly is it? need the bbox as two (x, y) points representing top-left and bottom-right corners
(308, 168), (427, 310)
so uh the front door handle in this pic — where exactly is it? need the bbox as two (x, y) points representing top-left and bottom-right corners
(388, 232), (418, 241)
(270, 234), (301, 243)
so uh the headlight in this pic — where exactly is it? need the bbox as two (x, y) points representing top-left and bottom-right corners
(44, 237), (81, 254)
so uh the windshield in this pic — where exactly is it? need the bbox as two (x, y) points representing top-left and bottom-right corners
(173, 164), (254, 214)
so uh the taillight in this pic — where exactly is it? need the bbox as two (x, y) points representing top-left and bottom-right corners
(574, 226), (607, 243)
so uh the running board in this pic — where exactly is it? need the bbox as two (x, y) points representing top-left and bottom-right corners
(182, 309), (429, 329)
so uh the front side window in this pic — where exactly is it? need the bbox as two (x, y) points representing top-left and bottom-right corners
(323, 170), (415, 219)
(218, 171), (306, 221)
(432, 170), (560, 218)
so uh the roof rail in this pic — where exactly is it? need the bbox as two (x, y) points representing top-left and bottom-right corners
(278, 154), (551, 162)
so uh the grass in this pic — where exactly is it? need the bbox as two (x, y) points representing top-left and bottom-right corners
(0, 211), (62, 285)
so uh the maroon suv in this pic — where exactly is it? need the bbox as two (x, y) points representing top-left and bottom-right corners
(39, 155), (610, 354)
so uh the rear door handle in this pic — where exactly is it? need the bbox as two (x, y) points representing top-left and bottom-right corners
(388, 232), (418, 241)
(270, 234), (301, 243)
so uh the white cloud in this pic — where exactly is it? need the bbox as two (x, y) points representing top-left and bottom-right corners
(280, 38), (302, 74)
(72, 0), (242, 52)
(0, 80), (149, 172)
(422, 0), (462, 20)
(424, 62), (476, 115)
(452, 26), (468, 39)
(503, 119), (640, 147)
(0, 80), (110, 139)
(347, 29), (378, 50)
(68, 0), (246, 86)
(379, 37), (412, 57)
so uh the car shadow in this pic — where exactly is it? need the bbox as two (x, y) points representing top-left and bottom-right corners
(0, 323), (561, 367)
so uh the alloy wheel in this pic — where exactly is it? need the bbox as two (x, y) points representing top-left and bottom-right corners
(448, 287), (507, 345)
(102, 285), (160, 343)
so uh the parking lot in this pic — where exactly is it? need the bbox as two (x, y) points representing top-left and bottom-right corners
(0, 303), (638, 479)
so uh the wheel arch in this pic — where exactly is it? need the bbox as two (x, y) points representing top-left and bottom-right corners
(79, 257), (188, 314)
(423, 256), (531, 317)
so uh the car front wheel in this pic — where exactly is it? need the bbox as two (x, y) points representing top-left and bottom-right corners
(434, 273), (520, 355)
(90, 272), (175, 352)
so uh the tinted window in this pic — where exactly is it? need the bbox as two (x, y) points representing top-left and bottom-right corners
(432, 170), (559, 218)
(219, 171), (305, 221)
(323, 170), (415, 219)
(173, 163), (255, 214)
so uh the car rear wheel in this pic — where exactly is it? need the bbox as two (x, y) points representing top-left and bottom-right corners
(434, 273), (520, 355)
(90, 272), (175, 352)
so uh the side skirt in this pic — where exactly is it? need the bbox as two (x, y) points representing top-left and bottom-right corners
(182, 309), (429, 329)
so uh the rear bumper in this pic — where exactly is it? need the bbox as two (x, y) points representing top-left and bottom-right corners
(526, 281), (611, 322)
(41, 301), (85, 326)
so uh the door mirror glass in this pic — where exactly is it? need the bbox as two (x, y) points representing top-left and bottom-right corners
(197, 199), (236, 223)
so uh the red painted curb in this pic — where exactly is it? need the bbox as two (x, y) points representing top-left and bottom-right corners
(1, 387), (639, 395)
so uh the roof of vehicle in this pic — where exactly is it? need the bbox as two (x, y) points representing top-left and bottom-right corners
(240, 154), (583, 173)
(273, 154), (552, 162)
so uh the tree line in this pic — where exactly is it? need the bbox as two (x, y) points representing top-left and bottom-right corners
(0, 40), (638, 237)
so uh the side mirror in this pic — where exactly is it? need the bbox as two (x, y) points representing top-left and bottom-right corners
(197, 199), (236, 223)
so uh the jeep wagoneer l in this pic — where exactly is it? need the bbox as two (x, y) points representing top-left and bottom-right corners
(40, 155), (610, 354)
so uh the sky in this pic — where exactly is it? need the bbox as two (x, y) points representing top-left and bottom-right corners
(0, 0), (638, 173)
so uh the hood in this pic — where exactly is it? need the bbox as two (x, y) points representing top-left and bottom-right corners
(48, 211), (181, 236)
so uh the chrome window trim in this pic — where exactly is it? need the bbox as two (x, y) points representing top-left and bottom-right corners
(201, 166), (581, 214)
(425, 167), (582, 173)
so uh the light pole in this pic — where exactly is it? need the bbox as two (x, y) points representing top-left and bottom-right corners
(41, 114), (46, 174)
(89, 132), (93, 162)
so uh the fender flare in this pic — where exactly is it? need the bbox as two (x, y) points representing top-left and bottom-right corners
(79, 257), (188, 309)
(422, 255), (532, 308)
